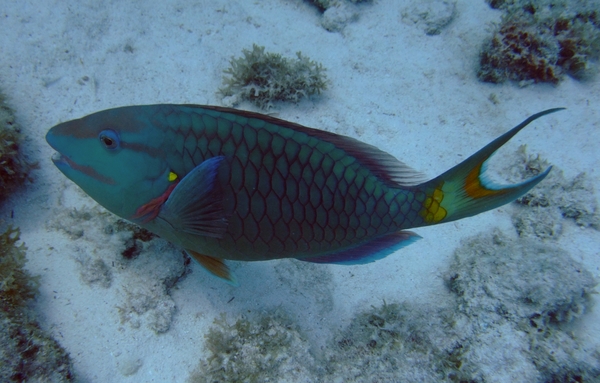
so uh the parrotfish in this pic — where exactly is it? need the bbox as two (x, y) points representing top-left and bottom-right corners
(46, 105), (561, 285)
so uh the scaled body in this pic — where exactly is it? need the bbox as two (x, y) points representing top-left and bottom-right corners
(46, 105), (559, 284)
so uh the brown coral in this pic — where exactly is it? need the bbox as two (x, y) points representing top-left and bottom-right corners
(479, 1), (600, 83)
(479, 17), (561, 83)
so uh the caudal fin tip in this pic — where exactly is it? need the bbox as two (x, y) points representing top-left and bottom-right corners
(543, 107), (566, 114)
(512, 165), (552, 201)
(534, 165), (552, 183)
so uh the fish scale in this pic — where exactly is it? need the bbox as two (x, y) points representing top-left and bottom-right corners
(153, 105), (413, 258)
(47, 105), (559, 284)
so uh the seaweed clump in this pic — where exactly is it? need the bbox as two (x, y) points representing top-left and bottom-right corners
(220, 44), (327, 109)
(0, 93), (30, 199)
(478, 0), (600, 83)
(0, 227), (75, 382)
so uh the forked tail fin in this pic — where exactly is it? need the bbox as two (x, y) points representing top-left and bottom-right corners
(417, 108), (563, 225)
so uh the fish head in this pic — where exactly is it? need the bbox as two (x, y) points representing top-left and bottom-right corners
(46, 106), (172, 220)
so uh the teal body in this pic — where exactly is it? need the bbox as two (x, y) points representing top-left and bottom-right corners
(46, 105), (558, 284)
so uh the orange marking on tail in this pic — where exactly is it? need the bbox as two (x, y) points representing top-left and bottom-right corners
(464, 164), (508, 199)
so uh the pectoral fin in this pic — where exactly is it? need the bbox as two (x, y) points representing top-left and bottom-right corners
(186, 249), (238, 286)
(159, 156), (228, 238)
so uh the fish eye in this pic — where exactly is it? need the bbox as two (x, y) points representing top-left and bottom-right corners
(99, 129), (120, 150)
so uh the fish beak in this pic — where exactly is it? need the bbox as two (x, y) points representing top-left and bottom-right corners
(51, 151), (71, 169)
(47, 127), (72, 171)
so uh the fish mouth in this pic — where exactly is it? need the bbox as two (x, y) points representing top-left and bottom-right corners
(50, 151), (116, 185)
(51, 152), (72, 168)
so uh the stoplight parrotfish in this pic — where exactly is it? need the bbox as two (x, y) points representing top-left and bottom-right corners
(46, 105), (562, 285)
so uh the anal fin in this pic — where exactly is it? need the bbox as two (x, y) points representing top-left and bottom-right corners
(186, 249), (238, 286)
(299, 231), (421, 265)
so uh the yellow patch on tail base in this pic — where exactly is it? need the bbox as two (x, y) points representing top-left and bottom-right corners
(420, 186), (447, 224)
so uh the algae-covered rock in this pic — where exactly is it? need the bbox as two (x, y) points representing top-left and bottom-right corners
(506, 146), (600, 236)
(0, 227), (38, 313)
(116, 239), (188, 334)
(305, 0), (372, 31)
(447, 230), (596, 326)
(446, 230), (600, 382)
(189, 312), (318, 383)
(401, 0), (457, 36)
(0, 93), (30, 200)
(325, 302), (469, 382)
(0, 227), (75, 382)
(187, 228), (599, 382)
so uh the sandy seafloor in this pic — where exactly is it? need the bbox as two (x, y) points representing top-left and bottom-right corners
(1, 0), (600, 382)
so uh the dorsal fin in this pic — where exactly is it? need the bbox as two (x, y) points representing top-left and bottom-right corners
(200, 105), (426, 187)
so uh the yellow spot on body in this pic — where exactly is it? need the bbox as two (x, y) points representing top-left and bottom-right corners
(421, 186), (447, 224)
(168, 172), (178, 182)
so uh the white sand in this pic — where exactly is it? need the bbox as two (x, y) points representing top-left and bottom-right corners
(1, 0), (599, 382)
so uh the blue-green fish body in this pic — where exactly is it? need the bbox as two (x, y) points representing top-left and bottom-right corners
(46, 105), (559, 284)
